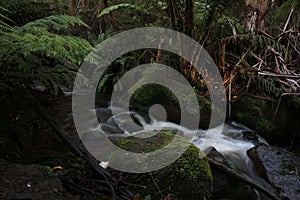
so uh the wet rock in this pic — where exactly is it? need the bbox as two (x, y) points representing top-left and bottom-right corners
(206, 147), (257, 200)
(205, 146), (230, 166)
(242, 130), (259, 142)
(99, 123), (123, 135)
(96, 107), (113, 123)
(248, 146), (300, 200)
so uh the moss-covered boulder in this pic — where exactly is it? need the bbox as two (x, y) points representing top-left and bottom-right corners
(110, 131), (213, 199)
(232, 96), (300, 147)
(128, 84), (213, 129)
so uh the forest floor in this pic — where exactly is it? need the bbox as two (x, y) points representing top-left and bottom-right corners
(0, 92), (114, 200)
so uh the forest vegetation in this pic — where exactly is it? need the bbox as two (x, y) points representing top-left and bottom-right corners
(0, 0), (300, 199)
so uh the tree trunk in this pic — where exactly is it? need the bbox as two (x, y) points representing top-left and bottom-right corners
(245, 0), (271, 33)
(81, 0), (85, 8)
(167, 0), (183, 32)
(184, 0), (194, 37)
(69, 0), (76, 16)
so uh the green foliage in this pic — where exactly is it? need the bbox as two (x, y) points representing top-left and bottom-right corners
(144, 195), (151, 200)
(0, 0), (54, 26)
(23, 15), (90, 32)
(36, 165), (57, 177)
(274, 0), (300, 19)
(0, 14), (92, 96)
(252, 34), (291, 60)
(194, 0), (245, 47)
(0, 6), (12, 32)
(98, 3), (148, 18)
(97, 55), (139, 93)
(256, 75), (288, 97)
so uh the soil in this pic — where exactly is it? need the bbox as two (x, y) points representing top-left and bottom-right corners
(0, 163), (80, 200)
(0, 91), (114, 200)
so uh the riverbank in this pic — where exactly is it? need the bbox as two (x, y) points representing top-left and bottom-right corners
(1, 90), (300, 199)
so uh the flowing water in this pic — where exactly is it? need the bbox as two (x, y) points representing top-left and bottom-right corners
(89, 105), (274, 199)
(68, 86), (274, 200)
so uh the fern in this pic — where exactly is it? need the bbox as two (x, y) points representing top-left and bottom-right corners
(0, 0), (54, 26)
(0, 15), (93, 96)
(274, 0), (300, 20)
(252, 34), (290, 59)
(256, 75), (288, 97)
(0, 6), (12, 32)
(23, 15), (90, 31)
(98, 3), (148, 18)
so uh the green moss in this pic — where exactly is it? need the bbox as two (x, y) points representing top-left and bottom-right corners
(130, 84), (180, 107)
(117, 137), (143, 149)
(174, 145), (213, 192)
(128, 82), (215, 128)
(232, 96), (300, 145)
(111, 131), (213, 199)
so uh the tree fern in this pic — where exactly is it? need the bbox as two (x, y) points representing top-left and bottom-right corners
(0, 15), (93, 96)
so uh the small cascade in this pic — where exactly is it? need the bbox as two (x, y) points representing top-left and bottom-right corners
(92, 106), (274, 199)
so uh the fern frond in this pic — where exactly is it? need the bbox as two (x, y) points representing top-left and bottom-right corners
(22, 15), (90, 32)
(0, 14), (93, 96)
(256, 75), (288, 97)
(0, 6), (12, 32)
(274, 0), (300, 20)
(98, 3), (148, 18)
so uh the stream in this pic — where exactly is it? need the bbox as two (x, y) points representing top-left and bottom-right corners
(91, 104), (274, 200)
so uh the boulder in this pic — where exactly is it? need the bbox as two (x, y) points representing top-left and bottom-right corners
(128, 84), (216, 129)
(248, 146), (300, 200)
(110, 131), (213, 199)
(232, 96), (300, 149)
(206, 147), (257, 200)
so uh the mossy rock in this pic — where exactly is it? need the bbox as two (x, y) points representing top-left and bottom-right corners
(110, 131), (213, 199)
(128, 83), (214, 129)
(232, 96), (300, 146)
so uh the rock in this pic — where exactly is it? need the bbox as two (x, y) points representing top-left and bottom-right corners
(232, 96), (300, 150)
(205, 146), (230, 166)
(242, 130), (259, 142)
(110, 131), (213, 199)
(128, 84), (221, 129)
(96, 107), (113, 123)
(247, 146), (300, 200)
(206, 147), (257, 200)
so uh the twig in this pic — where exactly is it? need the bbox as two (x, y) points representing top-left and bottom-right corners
(150, 172), (164, 198)
(258, 72), (300, 78)
(282, 6), (294, 33)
